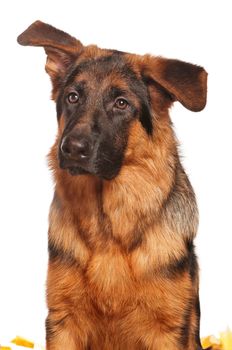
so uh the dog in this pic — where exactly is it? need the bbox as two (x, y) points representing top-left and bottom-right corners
(17, 21), (207, 350)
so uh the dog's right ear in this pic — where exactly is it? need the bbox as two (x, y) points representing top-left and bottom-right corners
(17, 21), (83, 92)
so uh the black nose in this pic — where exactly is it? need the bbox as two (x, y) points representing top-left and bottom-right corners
(60, 136), (90, 161)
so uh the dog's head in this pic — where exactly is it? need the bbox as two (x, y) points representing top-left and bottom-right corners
(18, 21), (207, 180)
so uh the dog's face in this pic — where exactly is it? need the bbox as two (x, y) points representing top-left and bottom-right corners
(56, 52), (152, 179)
(18, 21), (207, 180)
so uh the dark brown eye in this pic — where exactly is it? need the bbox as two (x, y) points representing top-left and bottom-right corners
(114, 98), (128, 110)
(67, 92), (79, 104)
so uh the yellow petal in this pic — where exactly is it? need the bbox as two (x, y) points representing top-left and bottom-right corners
(201, 335), (214, 348)
(201, 335), (222, 349)
(11, 336), (34, 348)
(220, 329), (232, 350)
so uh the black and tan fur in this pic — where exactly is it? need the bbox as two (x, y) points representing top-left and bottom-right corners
(17, 21), (207, 350)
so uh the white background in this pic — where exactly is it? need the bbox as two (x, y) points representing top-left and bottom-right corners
(0, 0), (232, 345)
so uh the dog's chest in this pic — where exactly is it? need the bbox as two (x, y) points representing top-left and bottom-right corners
(85, 247), (136, 313)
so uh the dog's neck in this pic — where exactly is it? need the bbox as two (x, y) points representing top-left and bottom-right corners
(48, 116), (197, 252)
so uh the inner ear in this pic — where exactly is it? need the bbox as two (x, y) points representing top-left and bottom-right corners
(44, 47), (77, 84)
(143, 77), (174, 113)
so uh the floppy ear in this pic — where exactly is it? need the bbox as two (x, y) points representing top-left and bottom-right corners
(141, 56), (207, 112)
(17, 21), (83, 91)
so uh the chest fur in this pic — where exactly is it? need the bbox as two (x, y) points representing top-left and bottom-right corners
(48, 164), (197, 314)
(49, 209), (187, 316)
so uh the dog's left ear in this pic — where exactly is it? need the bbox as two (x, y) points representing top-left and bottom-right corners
(17, 21), (83, 91)
(141, 56), (207, 112)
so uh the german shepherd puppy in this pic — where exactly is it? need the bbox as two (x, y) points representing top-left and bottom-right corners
(17, 21), (207, 350)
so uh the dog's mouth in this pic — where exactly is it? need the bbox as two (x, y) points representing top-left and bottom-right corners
(58, 150), (121, 180)
(59, 157), (91, 176)
(67, 166), (89, 176)
(59, 159), (118, 180)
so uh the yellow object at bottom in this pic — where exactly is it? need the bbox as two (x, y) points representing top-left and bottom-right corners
(0, 335), (45, 350)
(201, 329), (232, 349)
(11, 337), (34, 348)
(0, 330), (232, 349)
